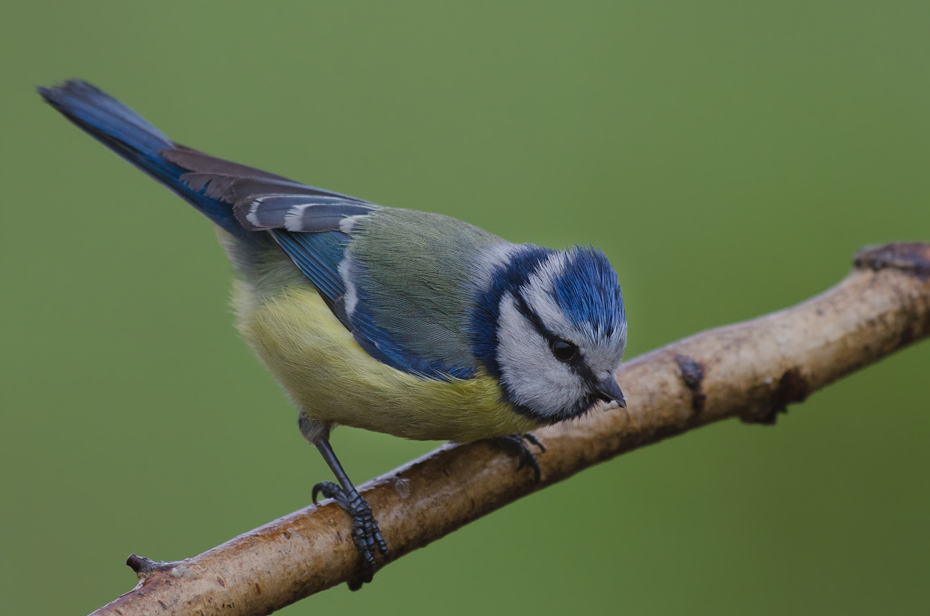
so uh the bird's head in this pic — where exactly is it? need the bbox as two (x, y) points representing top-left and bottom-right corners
(470, 245), (627, 423)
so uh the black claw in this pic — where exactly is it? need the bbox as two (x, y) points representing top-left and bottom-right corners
(521, 433), (546, 453)
(312, 481), (342, 505)
(495, 433), (546, 483)
(311, 480), (389, 590)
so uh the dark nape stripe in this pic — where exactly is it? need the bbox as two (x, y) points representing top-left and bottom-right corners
(468, 245), (555, 380)
(510, 391), (601, 425)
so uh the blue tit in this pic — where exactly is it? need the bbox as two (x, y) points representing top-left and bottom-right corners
(40, 80), (628, 587)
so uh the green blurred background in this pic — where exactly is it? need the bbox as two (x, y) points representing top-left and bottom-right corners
(2, 2), (928, 614)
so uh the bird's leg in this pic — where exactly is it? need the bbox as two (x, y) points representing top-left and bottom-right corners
(299, 415), (389, 590)
(493, 433), (546, 482)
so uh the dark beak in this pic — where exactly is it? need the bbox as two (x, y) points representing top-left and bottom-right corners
(594, 375), (626, 408)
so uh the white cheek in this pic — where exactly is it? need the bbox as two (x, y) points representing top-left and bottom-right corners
(496, 294), (585, 416)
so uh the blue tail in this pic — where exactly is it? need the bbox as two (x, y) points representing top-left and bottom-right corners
(38, 80), (245, 238)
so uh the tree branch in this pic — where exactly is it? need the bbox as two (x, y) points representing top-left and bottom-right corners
(92, 242), (930, 616)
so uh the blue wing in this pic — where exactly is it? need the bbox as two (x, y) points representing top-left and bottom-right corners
(234, 195), (479, 379)
(166, 153), (380, 331)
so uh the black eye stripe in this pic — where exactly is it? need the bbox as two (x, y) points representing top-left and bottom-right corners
(512, 292), (600, 385)
(513, 292), (557, 342)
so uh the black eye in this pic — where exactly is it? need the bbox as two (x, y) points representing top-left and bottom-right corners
(549, 339), (579, 363)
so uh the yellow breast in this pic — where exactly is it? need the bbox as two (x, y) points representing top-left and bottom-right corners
(232, 280), (542, 442)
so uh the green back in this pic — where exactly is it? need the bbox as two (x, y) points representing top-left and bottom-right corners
(349, 208), (506, 374)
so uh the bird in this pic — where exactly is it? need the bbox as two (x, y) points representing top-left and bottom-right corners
(39, 79), (628, 588)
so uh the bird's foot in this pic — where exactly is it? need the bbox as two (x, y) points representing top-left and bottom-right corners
(312, 481), (390, 590)
(494, 433), (546, 482)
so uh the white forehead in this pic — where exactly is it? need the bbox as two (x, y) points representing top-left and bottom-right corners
(521, 252), (572, 335)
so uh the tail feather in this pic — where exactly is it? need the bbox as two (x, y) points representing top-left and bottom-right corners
(38, 79), (246, 238)
(38, 80), (173, 155)
(40, 80), (393, 332)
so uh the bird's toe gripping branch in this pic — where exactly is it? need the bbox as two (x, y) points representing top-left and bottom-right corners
(312, 481), (390, 590)
(494, 433), (547, 483)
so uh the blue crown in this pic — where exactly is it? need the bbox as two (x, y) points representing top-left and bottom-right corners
(553, 247), (625, 339)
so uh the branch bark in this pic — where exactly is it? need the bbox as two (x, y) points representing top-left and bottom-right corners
(92, 242), (930, 616)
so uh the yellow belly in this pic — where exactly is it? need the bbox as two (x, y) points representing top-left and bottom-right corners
(232, 280), (542, 442)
